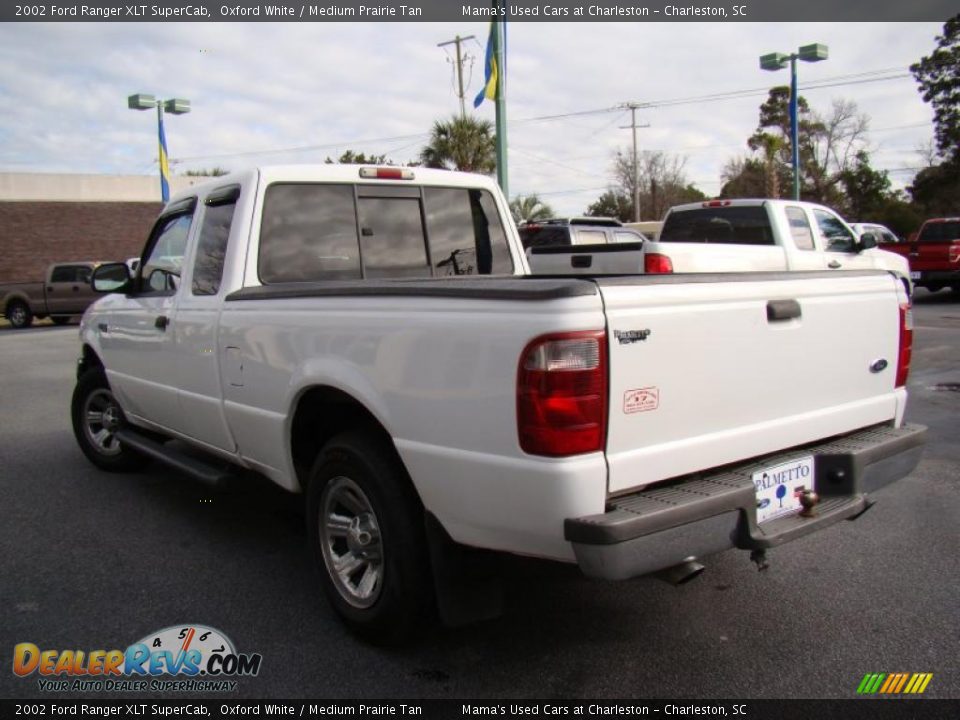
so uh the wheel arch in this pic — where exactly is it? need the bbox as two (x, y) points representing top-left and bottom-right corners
(2, 291), (30, 314)
(78, 344), (104, 379)
(289, 385), (414, 497)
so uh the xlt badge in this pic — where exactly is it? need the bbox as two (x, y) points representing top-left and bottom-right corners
(614, 329), (651, 345)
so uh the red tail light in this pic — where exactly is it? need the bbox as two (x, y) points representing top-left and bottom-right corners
(949, 241), (960, 264)
(517, 331), (607, 457)
(896, 303), (913, 388)
(645, 253), (674, 274)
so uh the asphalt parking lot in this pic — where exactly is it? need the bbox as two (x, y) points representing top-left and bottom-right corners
(1, 290), (957, 701)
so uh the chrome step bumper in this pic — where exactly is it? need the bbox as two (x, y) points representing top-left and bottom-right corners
(565, 423), (927, 580)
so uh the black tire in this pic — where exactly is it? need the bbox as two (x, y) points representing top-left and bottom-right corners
(307, 432), (433, 644)
(6, 300), (33, 329)
(51, 316), (72, 326)
(71, 368), (148, 472)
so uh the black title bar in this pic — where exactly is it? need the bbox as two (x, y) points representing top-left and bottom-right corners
(2, 0), (956, 22)
(1, 700), (959, 720)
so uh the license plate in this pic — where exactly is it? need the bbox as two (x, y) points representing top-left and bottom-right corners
(910, 271), (921, 280)
(752, 456), (814, 524)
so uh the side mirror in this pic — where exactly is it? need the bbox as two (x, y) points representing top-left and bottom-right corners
(857, 232), (878, 251)
(92, 263), (132, 293)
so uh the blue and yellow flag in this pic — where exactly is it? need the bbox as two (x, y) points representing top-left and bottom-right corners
(473, 20), (499, 108)
(158, 111), (170, 202)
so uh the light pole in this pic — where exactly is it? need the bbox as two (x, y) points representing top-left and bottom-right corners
(128, 94), (191, 202)
(759, 43), (828, 201)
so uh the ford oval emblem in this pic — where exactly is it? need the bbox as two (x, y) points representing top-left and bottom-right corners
(757, 499), (771, 510)
(870, 358), (889, 374)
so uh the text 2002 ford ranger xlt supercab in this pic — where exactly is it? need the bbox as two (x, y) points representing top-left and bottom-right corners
(72, 165), (926, 642)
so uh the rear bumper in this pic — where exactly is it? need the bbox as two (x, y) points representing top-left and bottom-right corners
(565, 423), (926, 580)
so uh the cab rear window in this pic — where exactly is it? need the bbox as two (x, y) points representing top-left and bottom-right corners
(258, 183), (514, 283)
(660, 207), (774, 245)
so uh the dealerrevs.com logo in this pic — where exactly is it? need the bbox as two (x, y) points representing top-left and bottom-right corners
(13, 624), (262, 693)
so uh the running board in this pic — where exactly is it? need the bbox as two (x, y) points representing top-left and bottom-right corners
(115, 429), (233, 487)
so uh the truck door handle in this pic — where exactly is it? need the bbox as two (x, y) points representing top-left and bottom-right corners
(72, 286), (80, 292)
(828, 260), (842, 269)
(767, 299), (801, 322)
(571, 255), (592, 269)
(154, 315), (169, 330)
(47, 286), (54, 292)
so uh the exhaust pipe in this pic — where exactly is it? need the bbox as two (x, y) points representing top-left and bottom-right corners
(655, 558), (705, 586)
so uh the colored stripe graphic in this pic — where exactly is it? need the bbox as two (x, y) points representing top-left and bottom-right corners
(857, 672), (933, 694)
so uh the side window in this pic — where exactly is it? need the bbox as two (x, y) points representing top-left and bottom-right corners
(356, 196), (431, 279)
(424, 188), (514, 275)
(785, 207), (815, 250)
(76, 266), (92, 284)
(259, 184), (360, 283)
(614, 231), (644, 244)
(518, 225), (568, 249)
(141, 212), (194, 294)
(814, 210), (855, 252)
(192, 188), (239, 296)
(50, 266), (78, 283)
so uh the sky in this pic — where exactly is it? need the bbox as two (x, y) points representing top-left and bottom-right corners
(0, 20), (946, 217)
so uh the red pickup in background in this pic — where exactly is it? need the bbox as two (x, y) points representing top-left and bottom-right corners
(885, 217), (960, 293)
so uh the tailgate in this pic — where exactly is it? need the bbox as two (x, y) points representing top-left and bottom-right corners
(652, 242), (789, 272)
(600, 271), (903, 495)
(912, 241), (960, 271)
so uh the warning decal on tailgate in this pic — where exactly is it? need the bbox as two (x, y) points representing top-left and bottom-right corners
(624, 387), (659, 414)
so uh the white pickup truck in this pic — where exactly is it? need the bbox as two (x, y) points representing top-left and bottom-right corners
(528, 200), (911, 295)
(646, 199), (911, 285)
(73, 166), (925, 642)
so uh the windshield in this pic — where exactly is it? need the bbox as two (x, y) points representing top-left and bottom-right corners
(918, 221), (960, 243)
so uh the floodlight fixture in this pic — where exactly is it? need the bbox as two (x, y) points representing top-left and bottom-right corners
(756, 44), (829, 200)
(798, 43), (829, 63)
(163, 98), (191, 115)
(759, 53), (789, 72)
(127, 93), (157, 110)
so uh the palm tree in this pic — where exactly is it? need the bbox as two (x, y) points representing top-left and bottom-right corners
(419, 116), (496, 173)
(510, 194), (555, 224)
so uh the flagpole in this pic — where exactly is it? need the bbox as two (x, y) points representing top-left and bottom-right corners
(157, 103), (170, 203)
(493, 1), (508, 197)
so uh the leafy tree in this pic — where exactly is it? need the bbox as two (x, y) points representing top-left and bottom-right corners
(719, 157), (768, 198)
(324, 150), (392, 165)
(740, 88), (877, 208)
(596, 149), (704, 220)
(839, 151), (891, 220)
(586, 190), (633, 222)
(873, 197), (923, 239)
(510, 194), (555, 223)
(806, 99), (870, 207)
(747, 86), (818, 198)
(909, 162), (960, 216)
(910, 15), (960, 165)
(419, 116), (496, 173)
